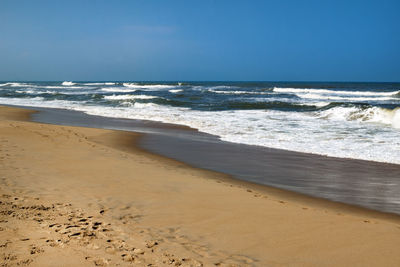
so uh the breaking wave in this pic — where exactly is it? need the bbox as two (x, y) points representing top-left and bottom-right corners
(318, 106), (400, 129)
(83, 82), (115, 85)
(297, 93), (397, 102)
(104, 95), (158, 100)
(101, 87), (137, 93)
(273, 87), (400, 96)
(1, 82), (31, 87)
(62, 81), (75, 86)
(123, 83), (176, 89)
(169, 89), (183, 93)
(209, 89), (270, 95)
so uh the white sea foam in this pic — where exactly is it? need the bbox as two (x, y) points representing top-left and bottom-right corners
(318, 106), (400, 129)
(75, 102), (400, 164)
(83, 82), (115, 85)
(208, 86), (237, 90)
(297, 93), (397, 102)
(37, 85), (89, 89)
(62, 81), (75, 86)
(15, 87), (93, 95)
(123, 83), (176, 89)
(310, 102), (331, 107)
(169, 89), (183, 93)
(15, 90), (34, 94)
(273, 87), (400, 96)
(209, 89), (270, 95)
(104, 95), (158, 100)
(16, 89), (58, 94)
(101, 87), (137, 93)
(393, 108), (400, 129)
(2, 82), (31, 87)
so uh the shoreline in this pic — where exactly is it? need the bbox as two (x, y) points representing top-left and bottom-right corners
(21, 104), (400, 215)
(6, 103), (400, 168)
(5, 103), (400, 167)
(4, 104), (400, 218)
(1, 105), (400, 266)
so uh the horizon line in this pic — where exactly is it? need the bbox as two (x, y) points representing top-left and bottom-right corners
(1, 80), (399, 83)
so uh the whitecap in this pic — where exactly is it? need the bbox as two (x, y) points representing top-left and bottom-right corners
(104, 95), (157, 100)
(208, 86), (237, 90)
(42, 85), (89, 89)
(3, 82), (30, 87)
(209, 89), (269, 95)
(83, 82), (115, 85)
(16, 90), (57, 94)
(296, 93), (397, 102)
(273, 87), (400, 97)
(317, 106), (400, 128)
(101, 87), (137, 93)
(123, 83), (175, 89)
(62, 81), (75, 86)
(169, 89), (183, 93)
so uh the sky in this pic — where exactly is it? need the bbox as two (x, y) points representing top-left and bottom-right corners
(0, 0), (399, 82)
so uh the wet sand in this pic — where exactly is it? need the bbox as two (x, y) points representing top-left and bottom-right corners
(1, 105), (400, 266)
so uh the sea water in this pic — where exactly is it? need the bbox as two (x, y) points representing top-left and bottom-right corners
(1, 81), (399, 164)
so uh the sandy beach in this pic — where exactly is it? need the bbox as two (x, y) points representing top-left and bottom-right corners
(1, 105), (400, 266)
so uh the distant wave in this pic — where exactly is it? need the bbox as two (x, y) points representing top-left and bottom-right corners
(303, 102), (331, 108)
(101, 87), (137, 93)
(43, 85), (88, 89)
(104, 94), (157, 100)
(16, 89), (57, 95)
(209, 89), (269, 95)
(14, 89), (91, 95)
(208, 86), (238, 90)
(1, 82), (31, 87)
(296, 93), (397, 102)
(169, 89), (183, 93)
(62, 81), (75, 86)
(273, 87), (400, 97)
(83, 82), (115, 85)
(123, 83), (176, 89)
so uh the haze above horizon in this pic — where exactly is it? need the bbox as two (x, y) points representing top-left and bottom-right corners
(1, 0), (399, 82)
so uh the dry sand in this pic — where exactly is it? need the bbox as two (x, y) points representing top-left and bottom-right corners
(0, 105), (399, 266)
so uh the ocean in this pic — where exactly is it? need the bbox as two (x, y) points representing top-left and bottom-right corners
(0, 81), (399, 164)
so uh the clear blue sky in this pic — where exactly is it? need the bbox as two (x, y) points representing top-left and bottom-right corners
(1, 0), (399, 81)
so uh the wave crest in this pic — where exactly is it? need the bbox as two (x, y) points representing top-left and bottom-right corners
(297, 93), (396, 102)
(104, 94), (157, 100)
(1, 82), (30, 87)
(62, 81), (75, 86)
(101, 87), (137, 93)
(83, 82), (115, 85)
(273, 87), (400, 96)
(169, 89), (183, 93)
(319, 106), (400, 128)
(123, 83), (176, 89)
